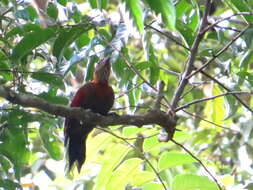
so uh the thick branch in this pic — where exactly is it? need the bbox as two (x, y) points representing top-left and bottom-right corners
(0, 86), (177, 133)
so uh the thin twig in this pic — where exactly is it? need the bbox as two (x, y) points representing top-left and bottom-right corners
(200, 70), (253, 114)
(97, 127), (168, 190)
(203, 12), (253, 33)
(116, 82), (144, 99)
(214, 25), (241, 33)
(96, 127), (159, 140)
(154, 81), (165, 110)
(179, 81), (210, 101)
(159, 66), (180, 76)
(104, 35), (172, 109)
(145, 22), (190, 51)
(182, 110), (240, 132)
(175, 91), (252, 112)
(187, 25), (250, 79)
(170, 0), (212, 109)
(112, 105), (151, 111)
(0, 69), (63, 76)
(171, 139), (223, 190)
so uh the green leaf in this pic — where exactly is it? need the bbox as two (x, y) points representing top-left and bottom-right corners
(125, 0), (144, 33)
(100, 0), (108, 9)
(58, 0), (67, 6)
(12, 27), (57, 61)
(143, 136), (161, 152)
(27, 5), (38, 21)
(187, 9), (200, 32)
(175, 0), (192, 19)
(47, 2), (58, 20)
(143, 183), (164, 190)
(0, 155), (12, 174)
(223, 0), (253, 23)
(158, 152), (196, 171)
(94, 144), (131, 190)
(63, 36), (102, 76)
(212, 85), (226, 126)
(172, 174), (219, 190)
(131, 171), (156, 186)
(85, 56), (98, 82)
(6, 24), (41, 39)
(127, 83), (136, 111)
(89, 0), (98, 8)
(203, 84), (225, 129)
(0, 179), (22, 190)
(224, 93), (238, 119)
(176, 21), (194, 47)
(52, 27), (85, 63)
(112, 57), (126, 85)
(145, 0), (176, 30)
(38, 92), (69, 105)
(0, 126), (30, 180)
(134, 61), (152, 70)
(39, 123), (62, 160)
(106, 158), (143, 190)
(244, 27), (253, 48)
(239, 50), (253, 71)
(0, 0), (8, 5)
(148, 45), (159, 85)
(238, 71), (253, 87)
(76, 33), (90, 49)
(122, 126), (145, 137)
(87, 133), (115, 161)
(0, 61), (12, 81)
(31, 72), (65, 89)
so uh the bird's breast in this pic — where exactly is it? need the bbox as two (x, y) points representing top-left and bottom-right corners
(82, 83), (114, 115)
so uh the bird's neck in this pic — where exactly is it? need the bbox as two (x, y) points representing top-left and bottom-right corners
(92, 73), (109, 85)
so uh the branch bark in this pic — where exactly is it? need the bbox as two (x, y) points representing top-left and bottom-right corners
(0, 86), (177, 136)
(170, 0), (212, 109)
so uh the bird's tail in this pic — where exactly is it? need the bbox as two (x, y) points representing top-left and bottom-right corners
(64, 118), (94, 172)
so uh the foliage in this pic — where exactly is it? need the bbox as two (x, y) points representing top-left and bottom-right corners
(0, 0), (253, 189)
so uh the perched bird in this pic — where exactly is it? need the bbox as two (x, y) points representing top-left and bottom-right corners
(64, 58), (114, 172)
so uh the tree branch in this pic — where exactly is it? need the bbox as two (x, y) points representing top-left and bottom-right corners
(145, 22), (190, 51)
(182, 110), (240, 132)
(153, 81), (165, 111)
(186, 25), (250, 79)
(171, 139), (223, 190)
(170, 0), (212, 109)
(0, 86), (177, 133)
(199, 70), (253, 113)
(203, 12), (253, 33)
(175, 91), (252, 112)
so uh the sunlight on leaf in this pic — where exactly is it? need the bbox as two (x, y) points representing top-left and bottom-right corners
(158, 152), (196, 171)
(106, 158), (143, 190)
(172, 174), (219, 190)
(94, 144), (131, 190)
